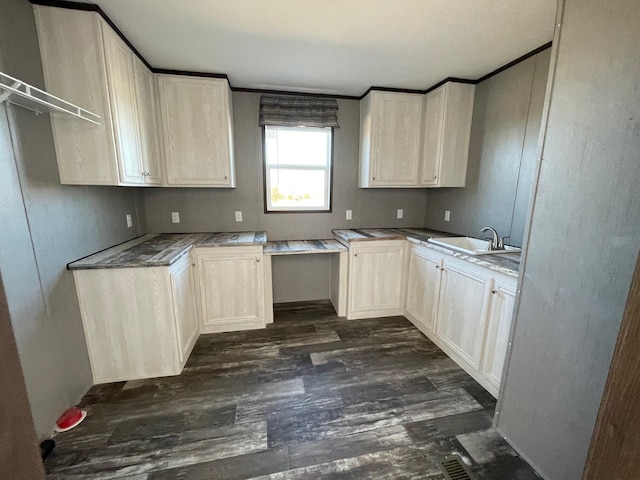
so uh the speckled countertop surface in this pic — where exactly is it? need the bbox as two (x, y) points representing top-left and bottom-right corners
(333, 228), (520, 278)
(68, 232), (267, 270)
(264, 240), (347, 255)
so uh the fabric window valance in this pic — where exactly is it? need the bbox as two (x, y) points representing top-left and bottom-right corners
(259, 94), (339, 128)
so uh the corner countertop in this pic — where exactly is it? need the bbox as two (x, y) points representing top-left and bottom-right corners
(68, 232), (267, 270)
(332, 227), (520, 278)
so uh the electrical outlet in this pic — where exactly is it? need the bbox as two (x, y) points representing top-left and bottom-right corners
(171, 211), (180, 223)
(444, 210), (451, 222)
(346, 209), (352, 220)
(397, 209), (404, 219)
(126, 214), (133, 228)
(235, 211), (243, 222)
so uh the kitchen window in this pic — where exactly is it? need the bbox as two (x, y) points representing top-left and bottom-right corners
(264, 125), (332, 212)
(259, 94), (338, 213)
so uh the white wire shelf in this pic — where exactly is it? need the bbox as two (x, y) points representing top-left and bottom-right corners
(0, 71), (101, 125)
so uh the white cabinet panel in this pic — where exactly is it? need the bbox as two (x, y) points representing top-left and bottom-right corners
(34, 6), (118, 185)
(347, 240), (406, 319)
(436, 258), (493, 370)
(158, 75), (236, 187)
(405, 244), (442, 334)
(421, 82), (475, 187)
(73, 267), (184, 383)
(481, 278), (517, 392)
(133, 58), (163, 185)
(102, 27), (144, 185)
(194, 247), (264, 332)
(359, 91), (423, 187)
(169, 255), (199, 365)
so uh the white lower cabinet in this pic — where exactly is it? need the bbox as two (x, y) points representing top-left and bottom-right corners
(193, 246), (266, 333)
(403, 243), (517, 397)
(73, 253), (198, 384)
(436, 259), (493, 370)
(347, 240), (407, 319)
(404, 245), (442, 334)
(481, 279), (517, 392)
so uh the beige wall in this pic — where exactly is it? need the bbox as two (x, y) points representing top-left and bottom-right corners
(0, 0), (146, 439)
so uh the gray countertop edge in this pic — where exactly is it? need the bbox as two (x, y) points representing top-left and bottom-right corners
(68, 232), (267, 271)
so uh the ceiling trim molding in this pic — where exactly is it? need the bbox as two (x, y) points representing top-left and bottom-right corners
(30, 0), (154, 71)
(231, 87), (359, 100)
(28, 0), (552, 99)
(476, 41), (553, 84)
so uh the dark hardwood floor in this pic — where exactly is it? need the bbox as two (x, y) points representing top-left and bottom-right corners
(45, 301), (540, 479)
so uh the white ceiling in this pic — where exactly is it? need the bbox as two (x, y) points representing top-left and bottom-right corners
(75, 0), (557, 96)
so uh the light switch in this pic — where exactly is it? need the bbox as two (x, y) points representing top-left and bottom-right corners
(444, 210), (451, 222)
(397, 209), (404, 219)
(126, 214), (133, 228)
(171, 211), (180, 223)
(346, 210), (352, 220)
(235, 211), (243, 222)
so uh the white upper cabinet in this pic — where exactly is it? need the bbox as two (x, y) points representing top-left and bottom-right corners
(359, 91), (423, 187)
(132, 57), (163, 185)
(34, 6), (162, 186)
(102, 26), (144, 185)
(34, 7), (118, 185)
(158, 75), (236, 187)
(421, 82), (475, 187)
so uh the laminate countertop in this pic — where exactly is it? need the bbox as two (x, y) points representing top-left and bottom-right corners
(68, 232), (267, 270)
(332, 228), (520, 278)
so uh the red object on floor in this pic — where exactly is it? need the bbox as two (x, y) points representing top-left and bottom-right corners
(55, 408), (86, 432)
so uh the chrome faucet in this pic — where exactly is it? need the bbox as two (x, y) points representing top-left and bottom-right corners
(481, 226), (500, 250)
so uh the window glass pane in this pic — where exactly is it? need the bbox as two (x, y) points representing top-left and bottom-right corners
(265, 126), (330, 167)
(269, 168), (328, 209)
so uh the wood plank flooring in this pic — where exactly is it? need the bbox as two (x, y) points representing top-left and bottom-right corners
(45, 301), (540, 479)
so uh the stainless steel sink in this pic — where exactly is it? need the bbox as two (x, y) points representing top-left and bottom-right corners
(428, 236), (521, 255)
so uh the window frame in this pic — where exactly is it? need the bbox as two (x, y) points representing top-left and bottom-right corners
(262, 125), (334, 214)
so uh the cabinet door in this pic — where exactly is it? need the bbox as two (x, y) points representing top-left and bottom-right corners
(421, 87), (445, 186)
(170, 256), (199, 365)
(195, 248), (264, 332)
(348, 241), (406, 319)
(34, 7), (118, 185)
(405, 245), (442, 334)
(481, 278), (516, 390)
(158, 76), (235, 186)
(102, 26), (144, 185)
(436, 258), (492, 369)
(133, 58), (163, 185)
(369, 92), (422, 186)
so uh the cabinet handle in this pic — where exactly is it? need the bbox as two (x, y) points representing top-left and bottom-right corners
(491, 289), (497, 294)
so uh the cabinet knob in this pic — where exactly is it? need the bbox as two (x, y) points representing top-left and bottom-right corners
(372, 177), (376, 181)
(435, 265), (440, 269)
(256, 257), (261, 262)
(491, 289), (497, 294)
(433, 175), (437, 179)
(354, 252), (358, 257)
(225, 176), (228, 180)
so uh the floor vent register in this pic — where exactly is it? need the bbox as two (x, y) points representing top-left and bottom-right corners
(438, 455), (475, 480)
